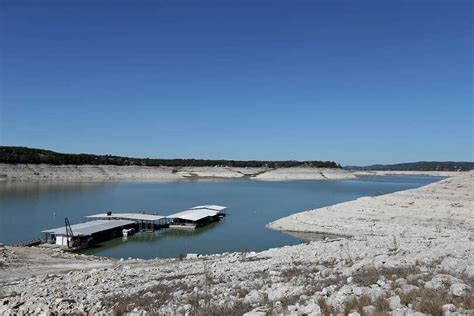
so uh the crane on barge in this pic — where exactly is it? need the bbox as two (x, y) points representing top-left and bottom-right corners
(65, 217), (75, 249)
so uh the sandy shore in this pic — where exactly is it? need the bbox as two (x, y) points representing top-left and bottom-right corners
(1, 172), (473, 315)
(0, 164), (355, 181)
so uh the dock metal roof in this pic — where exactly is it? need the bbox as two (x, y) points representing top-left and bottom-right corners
(168, 209), (220, 222)
(42, 219), (135, 236)
(85, 213), (166, 221)
(190, 205), (227, 212)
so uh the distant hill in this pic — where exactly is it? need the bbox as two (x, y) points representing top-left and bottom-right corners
(345, 161), (474, 171)
(0, 146), (341, 169)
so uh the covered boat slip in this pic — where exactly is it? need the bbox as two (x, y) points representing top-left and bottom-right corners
(40, 205), (227, 250)
(85, 206), (228, 230)
(42, 219), (135, 248)
(167, 208), (223, 229)
(85, 212), (168, 231)
(190, 205), (227, 216)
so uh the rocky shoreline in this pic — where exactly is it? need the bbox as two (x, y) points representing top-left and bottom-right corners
(351, 170), (460, 177)
(0, 163), (461, 182)
(0, 172), (473, 315)
(0, 164), (356, 182)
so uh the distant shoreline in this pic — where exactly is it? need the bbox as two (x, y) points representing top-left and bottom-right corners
(350, 170), (459, 177)
(0, 164), (463, 182)
(0, 164), (357, 182)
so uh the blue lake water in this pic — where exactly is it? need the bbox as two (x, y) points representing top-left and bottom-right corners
(0, 176), (443, 259)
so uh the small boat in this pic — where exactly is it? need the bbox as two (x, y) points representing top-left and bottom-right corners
(122, 228), (135, 237)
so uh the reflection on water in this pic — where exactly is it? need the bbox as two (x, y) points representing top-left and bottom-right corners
(0, 180), (108, 199)
(83, 222), (223, 257)
(0, 176), (443, 259)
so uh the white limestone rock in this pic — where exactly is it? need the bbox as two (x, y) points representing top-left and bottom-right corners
(343, 267), (355, 277)
(424, 274), (461, 290)
(443, 304), (456, 312)
(441, 257), (465, 275)
(362, 305), (376, 315)
(303, 302), (321, 316)
(463, 264), (474, 278)
(388, 295), (402, 310)
(449, 283), (470, 297)
(244, 290), (263, 304)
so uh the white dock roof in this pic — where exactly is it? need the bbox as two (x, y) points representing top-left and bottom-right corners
(190, 205), (227, 212)
(168, 209), (220, 222)
(42, 220), (134, 236)
(85, 213), (166, 221)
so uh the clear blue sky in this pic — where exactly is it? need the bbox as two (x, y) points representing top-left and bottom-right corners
(1, 0), (472, 165)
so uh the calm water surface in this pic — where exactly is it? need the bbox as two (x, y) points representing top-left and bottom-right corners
(0, 176), (443, 259)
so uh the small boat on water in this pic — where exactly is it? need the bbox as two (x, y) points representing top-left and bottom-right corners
(122, 228), (135, 237)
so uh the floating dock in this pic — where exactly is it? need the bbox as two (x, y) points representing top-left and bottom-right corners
(39, 205), (227, 250)
(167, 206), (227, 229)
(85, 212), (168, 231)
(41, 219), (135, 250)
(190, 205), (227, 216)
